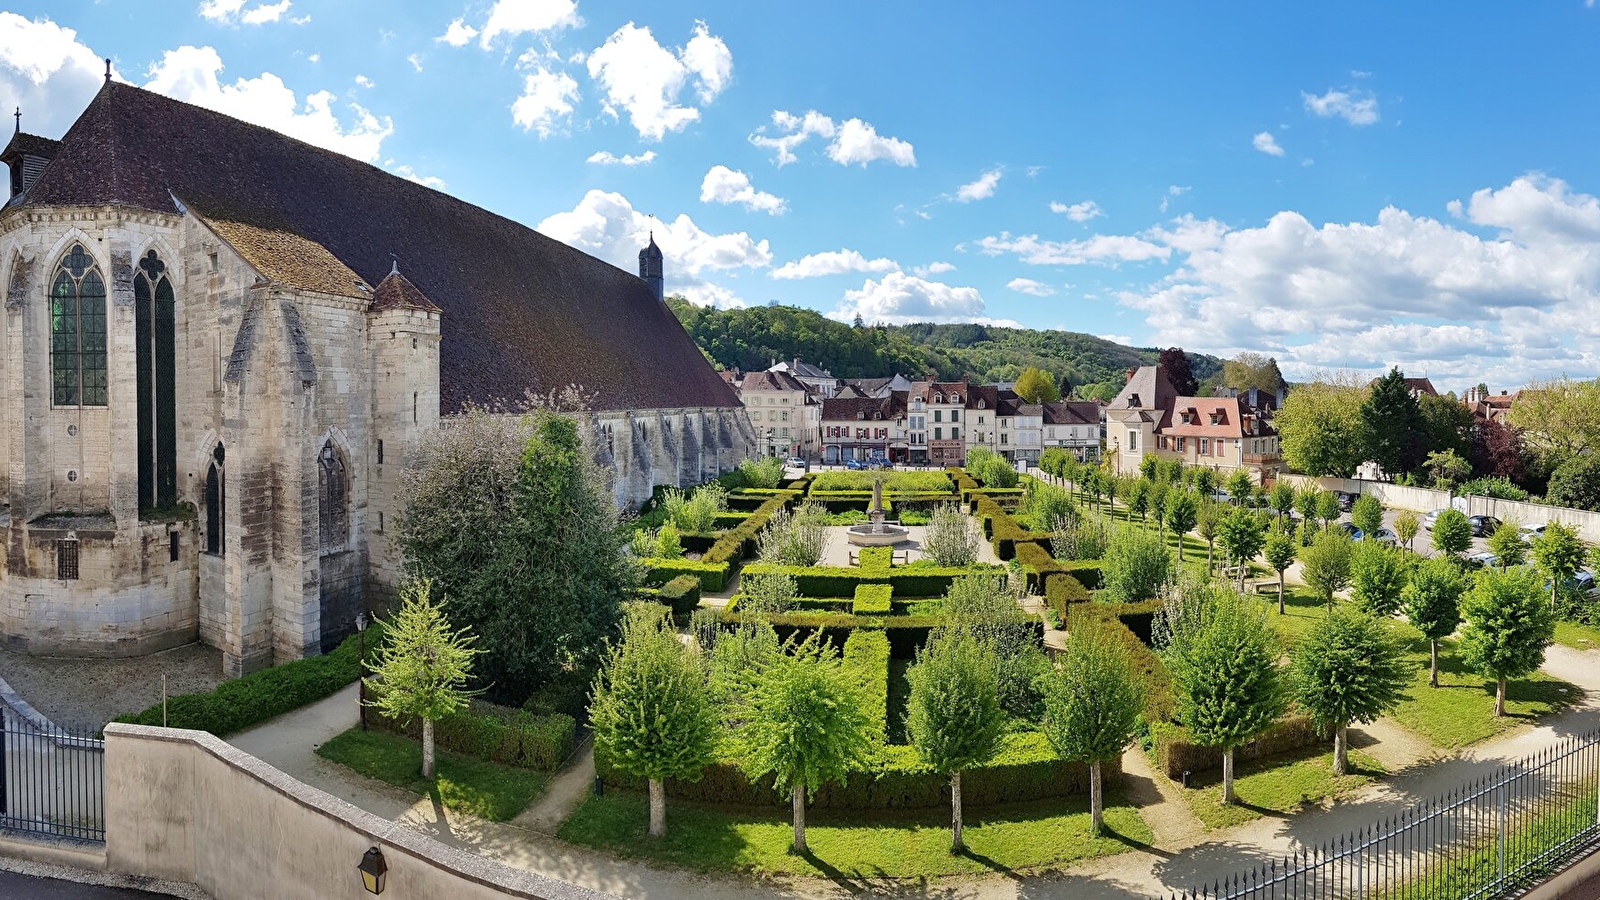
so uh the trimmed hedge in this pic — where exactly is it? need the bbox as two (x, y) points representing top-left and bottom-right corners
(719, 607), (947, 658)
(852, 584), (893, 615)
(596, 730), (1108, 809)
(1014, 541), (1068, 593)
(856, 546), (892, 572)
(372, 700), (576, 772)
(1059, 559), (1103, 589)
(1066, 600), (1173, 723)
(115, 626), (381, 736)
(842, 630), (890, 741)
(644, 491), (798, 591)
(1150, 715), (1323, 781)
(974, 496), (1051, 561)
(657, 575), (702, 616)
(641, 558), (729, 592)
(1044, 574), (1091, 619)
(738, 562), (992, 599)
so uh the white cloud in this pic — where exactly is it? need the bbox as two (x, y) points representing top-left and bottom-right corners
(749, 110), (835, 165)
(386, 162), (445, 190)
(700, 165), (785, 215)
(956, 169), (1002, 202)
(406, 53), (423, 73)
(437, 18), (478, 46)
(0, 13), (110, 136)
(199, 0), (297, 26)
(1461, 174), (1600, 244)
(771, 250), (898, 280)
(478, 0), (580, 49)
(914, 261), (956, 277)
(1097, 333), (1133, 346)
(586, 21), (731, 141)
(537, 189), (771, 308)
(827, 118), (916, 167)
(1007, 278), (1056, 297)
(587, 150), (657, 166)
(144, 45), (393, 162)
(1050, 200), (1104, 222)
(1253, 131), (1285, 156)
(510, 67), (579, 136)
(833, 272), (1002, 325)
(1302, 88), (1380, 126)
(354, 74), (374, 88)
(307, 52), (319, 63)
(978, 232), (1171, 266)
(1160, 184), (1190, 213)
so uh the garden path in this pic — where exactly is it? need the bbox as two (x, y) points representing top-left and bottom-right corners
(512, 737), (596, 833)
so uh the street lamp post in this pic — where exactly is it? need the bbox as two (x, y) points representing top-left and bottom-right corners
(355, 611), (369, 731)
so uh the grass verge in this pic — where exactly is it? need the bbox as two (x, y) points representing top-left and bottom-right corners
(558, 792), (1151, 878)
(1183, 747), (1385, 830)
(1554, 620), (1600, 653)
(316, 727), (547, 822)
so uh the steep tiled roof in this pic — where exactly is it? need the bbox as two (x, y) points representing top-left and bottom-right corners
(1043, 401), (1100, 426)
(1111, 366), (1179, 427)
(370, 267), (442, 313)
(20, 82), (738, 413)
(1, 132), (61, 160)
(741, 370), (806, 392)
(197, 214), (371, 298)
(910, 380), (970, 403)
(821, 393), (905, 422)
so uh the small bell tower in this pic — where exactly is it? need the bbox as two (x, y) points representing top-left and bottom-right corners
(638, 233), (664, 302)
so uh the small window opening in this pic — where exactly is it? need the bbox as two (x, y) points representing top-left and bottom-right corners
(413, 392), (418, 424)
(376, 439), (384, 465)
(169, 531), (180, 562)
(56, 540), (79, 580)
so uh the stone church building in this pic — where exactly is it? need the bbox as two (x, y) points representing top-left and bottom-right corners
(0, 82), (753, 675)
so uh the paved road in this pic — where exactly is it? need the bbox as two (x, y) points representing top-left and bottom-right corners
(0, 871), (169, 898)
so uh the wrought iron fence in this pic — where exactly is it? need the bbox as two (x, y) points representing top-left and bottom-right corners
(0, 707), (105, 842)
(1173, 729), (1600, 900)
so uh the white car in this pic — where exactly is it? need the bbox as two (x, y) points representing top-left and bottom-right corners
(1423, 509), (1448, 531)
(1520, 523), (1549, 541)
(1466, 551), (1500, 570)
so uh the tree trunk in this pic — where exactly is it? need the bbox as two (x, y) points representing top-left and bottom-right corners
(1277, 572), (1286, 615)
(1333, 724), (1348, 776)
(648, 778), (666, 838)
(1176, 536), (1183, 560)
(1206, 545), (1213, 574)
(422, 717), (436, 778)
(951, 770), (964, 852)
(791, 784), (807, 854)
(1496, 677), (1506, 717)
(1089, 760), (1104, 835)
(1429, 639), (1439, 688)
(1222, 748), (1236, 805)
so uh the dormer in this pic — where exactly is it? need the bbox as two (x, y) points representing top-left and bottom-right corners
(1209, 410), (1224, 426)
(1127, 394), (1141, 408)
(1179, 409), (1193, 425)
(977, 398), (986, 409)
(857, 411), (866, 420)
(2, 130), (61, 201)
(935, 393), (944, 403)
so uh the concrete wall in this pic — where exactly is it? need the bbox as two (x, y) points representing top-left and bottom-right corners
(103, 723), (616, 900)
(1279, 474), (1600, 542)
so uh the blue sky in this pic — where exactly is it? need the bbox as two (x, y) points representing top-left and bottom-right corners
(6, 1), (1600, 391)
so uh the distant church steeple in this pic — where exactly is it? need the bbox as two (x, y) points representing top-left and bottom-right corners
(638, 232), (664, 302)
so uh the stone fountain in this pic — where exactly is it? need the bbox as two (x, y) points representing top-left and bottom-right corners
(846, 478), (911, 547)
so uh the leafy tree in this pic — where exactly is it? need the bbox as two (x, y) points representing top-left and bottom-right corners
(1162, 590), (1286, 804)
(924, 502), (980, 567)
(1295, 487), (1322, 543)
(655, 522), (685, 559)
(739, 456), (785, 489)
(1361, 368), (1427, 478)
(1013, 366), (1062, 404)
(1160, 347), (1199, 395)
(1217, 508), (1267, 591)
(1425, 450), (1472, 491)
(1164, 490), (1199, 559)
(1264, 528), (1298, 615)
(367, 580), (482, 778)
(1394, 511), (1420, 553)
(1419, 393), (1475, 460)
(1349, 540), (1409, 617)
(1269, 481), (1297, 523)
(1127, 477), (1151, 521)
(1532, 522), (1586, 607)
(1290, 607), (1413, 775)
(590, 609), (720, 837)
(1351, 494), (1384, 539)
(1196, 503), (1223, 573)
(941, 576), (1048, 721)
(1139, 454), (1159, 481)
(967, 447), (1020, 489)
(1316, 490), (1342, 531)
(1220, 352), (1286, 395)
(1224, 470), (1254, 506)
(740, 635), (875, 853)
(1275, 377), (1369, 477)
(1431, 509), (1473, 558)
(1507, 377), (1600, 462)
(907, 634), (1007, 852)
(1042, 626), (1144, 835)
(1102, 526), (1172, 603)
(1149, 479), (1171, 537)
(1402, 556), (1467, 688)
(1545, 453), (1600, 512)
(1193, 467), (1218, 499)
(1300, 530), (1354, 608)
(1470, 417), (1530, 487)
(1486, 523), (1528, 571)
(1460, 567), (1556, 716)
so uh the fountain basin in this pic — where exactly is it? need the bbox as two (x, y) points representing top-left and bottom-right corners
(846, 524), (911, 546)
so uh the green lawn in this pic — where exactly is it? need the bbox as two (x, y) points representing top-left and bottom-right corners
(558, 793), (1152, 878)
(1388, 637), (1579, 748)
(316, 727), (548, 822)
(1555, 620), (1600, 652)
(1183, 747), (1385, 830)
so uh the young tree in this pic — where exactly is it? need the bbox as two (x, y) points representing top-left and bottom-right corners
(1041, 626), (1144, 835)
(741, 636), (875, 853)
(655, 521), (685, 559)
(1532, 522), (1586, 607)
(907, 633), (1007, 852)
(1164, 490), (1199, 559)
(1351, 494), (1384, 539)
(1217, 509), (1267, 592)
(1349, 540), (1409, 617)
(1430, 508), (1473, 558)
(1193, 467), (1219, 500)
(1013, 366), (1061, 404)
(1425, 450), (1472, 491)
(1362, 367), (1427, 478)
(590, 610), (720, 837)
(1102, 526), (1173, 603)
(1127, 478), (1151, 522)
(1300, 530), (1354, 608)
(367, 580), (482, 778)
(1149, 479), (1171, 537)
(1264, 528), (1298, 615)
(1290, 607), (1413, 775)
(1163, 590), (1286, 804)
(1224, 470), (1255, 507)
(1394, 511), (1420, 554)
(1316, 491), (1342, 532)
(1296, 487), (1322, 544)
(1486, 523), (1528, 571)
(1269, 481), (1297, 523)
(924, 503), (980, 567)
(1196, 503), (1223, 573)
(1460, 567), (1556, 716)
(1402, 556), (1467, 688)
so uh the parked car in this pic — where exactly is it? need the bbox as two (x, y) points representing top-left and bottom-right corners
(1466, 551), (1500, 570)
(1423, 509), (1449, 531)
(1546, 571), (1599, 597)
(1467, 515), (1503, 537)
(1370, 527), (1399, 546)
(1336, 522), (1364, 540)
(1520, 522), (1549, 541)
(844, 459), (868, 471)
(785, 456), (806, 469)
(867, 456), (892, 470)
(1336, 491), (1357, 512)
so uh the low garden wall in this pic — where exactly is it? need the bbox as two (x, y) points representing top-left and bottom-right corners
(1280, 474), (1600, 541)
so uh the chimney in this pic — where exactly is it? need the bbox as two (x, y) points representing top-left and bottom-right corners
(637, 233), (664, 302)
(2, 120), (60, 201)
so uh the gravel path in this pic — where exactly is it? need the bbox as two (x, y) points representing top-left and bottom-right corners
(0, 643), (223, 733)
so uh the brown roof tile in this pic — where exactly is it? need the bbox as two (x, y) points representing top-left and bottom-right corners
(369, 267), (441, 313)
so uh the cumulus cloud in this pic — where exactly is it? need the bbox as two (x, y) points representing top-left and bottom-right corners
(749, 109), (914, 167)
(587, 150), (657, 166)
(1253, 131), (1285, 156)
(771, 250), (897, 280)
(1302, 88), (1380, 126)
(914, 261), (956, 277)
(1159, 184), (1190, 213)
(478, 0), (580, 48)
(1050, 200), (1104, 222)
(956, 169), (1002, 202)
(386, 162), (445, 190)
(437, 17), (478, 46)
(1007, 278), (1056, 297)
(977, 232), (1171, 266)
(586, 21), (731, 140)
(828, 118), (916, 167)
(537, 189), (771, 307)
(832, 272), (1000, 325)
(144, 45), (393, 161)
(0, 13), (110, 136)
(511, 67), (579, 136)
(200, 0), (298, 26)
(700, 165), (785, 214)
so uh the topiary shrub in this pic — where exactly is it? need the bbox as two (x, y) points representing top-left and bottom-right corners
(656, 575), (702, 616)
(852, 584), (893, 615)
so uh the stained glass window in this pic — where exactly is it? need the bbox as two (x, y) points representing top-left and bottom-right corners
(135, 251), (178, 511)
(319, 440), (348, 553)
(49, 243), (107, 406)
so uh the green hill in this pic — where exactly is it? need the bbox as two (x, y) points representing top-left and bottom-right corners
(669, 298), (1221, 401)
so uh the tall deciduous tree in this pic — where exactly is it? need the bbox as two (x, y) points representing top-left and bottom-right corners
(1264, 528), (1298, 615)
(1274, 377), (1368, 477)
(1545, 454), (1600, 512)
(590, 608), (721, 837)
(1349, 541), (1409, 617)
(907, 633), (1007, 852)
(1402, 556), (1467, 688)
(1013, 366), (1062, 404)
(1163, 590), (1286, 804)
(1160, 347), (1199, 396)
(1291, 607), (1413, 775)
(1221, 352), (1286, 395)
(1532, 522), (1586, 607)
(1430, 509), (1473, 558)
(1460, 567), (1556, 716)
(1300, 530), (1354, 608)
(1425, 450), (1472, 491)
(367, 579), (482, 778)
(1362, 368), (1427, 478)
(1507, 377), (1600, 462)
(1419, 393), (1475, 460)
(1042, 626), (1144, 835)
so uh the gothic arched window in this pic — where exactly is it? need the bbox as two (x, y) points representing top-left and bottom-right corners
(205, 444), (225, 555)
(318, 440), (348, 553)
(135, 250), (177, 510)
(50, 243), (107, 406)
